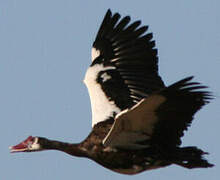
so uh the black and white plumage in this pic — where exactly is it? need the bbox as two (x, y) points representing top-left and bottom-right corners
(10, 9), (213, 175)
(84, 10), (164, 127)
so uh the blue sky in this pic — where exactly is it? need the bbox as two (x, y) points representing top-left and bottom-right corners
(1, 0), (219, 179)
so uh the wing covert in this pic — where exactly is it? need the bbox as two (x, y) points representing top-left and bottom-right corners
(103, 77), (212, 149)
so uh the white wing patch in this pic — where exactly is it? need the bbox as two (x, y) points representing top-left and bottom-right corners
(101, 72), (112, 82)
(84, 64), (121, 127)
(91, 47), (100, 62)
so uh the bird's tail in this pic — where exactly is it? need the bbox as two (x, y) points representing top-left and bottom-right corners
(171, 146), (213, 169)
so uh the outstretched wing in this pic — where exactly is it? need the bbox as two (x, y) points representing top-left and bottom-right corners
(103, 77), (212, 149)
(84, 10), (164, 127)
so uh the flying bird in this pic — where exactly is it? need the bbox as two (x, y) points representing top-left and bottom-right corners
(10, 9), (213, 175)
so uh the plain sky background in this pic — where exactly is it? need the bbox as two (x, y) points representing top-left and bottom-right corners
(1, 0), (219, 179)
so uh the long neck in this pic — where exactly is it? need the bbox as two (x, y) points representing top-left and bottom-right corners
(39, 137), (88, 158)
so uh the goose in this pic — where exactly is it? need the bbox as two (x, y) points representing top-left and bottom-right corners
(10, 9), (213, 175)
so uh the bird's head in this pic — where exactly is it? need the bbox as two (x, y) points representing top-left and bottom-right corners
(9, 136), (42, 153)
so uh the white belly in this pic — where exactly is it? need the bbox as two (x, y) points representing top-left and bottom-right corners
(83, 64), (121, 127)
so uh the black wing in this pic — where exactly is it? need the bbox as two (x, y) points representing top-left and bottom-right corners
(92, 9), (164, 108)
(151, 76), (212, 147)
(103, 77), (212, 149)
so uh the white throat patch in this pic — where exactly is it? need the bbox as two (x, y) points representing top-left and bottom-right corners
(84, 64), (121, 127)
(28, 137), (42, 151)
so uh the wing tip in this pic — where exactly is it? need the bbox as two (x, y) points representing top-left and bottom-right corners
(106, 9), (112, 17)
(163, 76), (213, 105)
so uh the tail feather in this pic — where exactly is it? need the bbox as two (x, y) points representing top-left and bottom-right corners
(172, 147), (214, 169)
